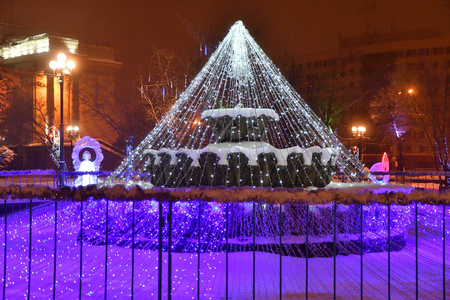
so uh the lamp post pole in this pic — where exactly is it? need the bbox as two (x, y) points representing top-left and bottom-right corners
(59, 77), (65, 187)
(50, 53), (76, 188)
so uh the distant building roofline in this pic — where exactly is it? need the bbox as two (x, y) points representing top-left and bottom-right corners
(338, 28), (441, 49)
(0, 33), (119, 64)
(0, 33), (79, 60)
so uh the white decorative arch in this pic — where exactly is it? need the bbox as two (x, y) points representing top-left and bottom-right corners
(72, 136), (104, 186)
(72, 136), (104, 172)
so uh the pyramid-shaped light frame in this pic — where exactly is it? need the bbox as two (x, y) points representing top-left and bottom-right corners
(111, 21), (367, 187)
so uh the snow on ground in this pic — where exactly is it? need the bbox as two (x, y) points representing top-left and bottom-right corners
(0, 200), (448, 299)
(326, 182), (415, 194)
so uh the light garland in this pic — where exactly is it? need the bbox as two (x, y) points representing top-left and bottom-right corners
(110, 21), (367, 187)
(1, 184), (449, 205)
(2, 198), (449, 298)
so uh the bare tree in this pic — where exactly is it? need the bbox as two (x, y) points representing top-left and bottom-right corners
(0, 66), (21, 127)
(282, 52), (365, 132)
(137, 49), (199, 124)
(408, 65), (449, 171)
(78, 49), (202, 150)
(370, 72), (411, 170)
(78, 81), (147, 149)
(370, 65), (449, 171)
(0, 66), (60, 167)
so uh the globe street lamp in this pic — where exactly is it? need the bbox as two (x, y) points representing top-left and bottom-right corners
(352, 126), (366, 161)
(49, 53), (76, 187)
(66, 125), (80, 170)
(66, 125), (79, 148)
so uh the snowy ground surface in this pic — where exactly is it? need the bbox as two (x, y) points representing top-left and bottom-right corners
(325, 182), (415, 194)
(0, 200), (448, 299)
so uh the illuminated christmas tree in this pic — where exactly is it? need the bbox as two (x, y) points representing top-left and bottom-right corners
(112, 21), (366, 187)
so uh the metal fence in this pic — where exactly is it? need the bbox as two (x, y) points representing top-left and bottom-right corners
(0, 170), (448, 190)
(0, 198), (448, 299)
(0, 170), (57, 188)
(360, 171), (450, 191)
(0, 170), (448, 299)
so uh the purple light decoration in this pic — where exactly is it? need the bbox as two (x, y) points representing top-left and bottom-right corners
(0, 195), (448, 298)
(393, 121), (405, 138)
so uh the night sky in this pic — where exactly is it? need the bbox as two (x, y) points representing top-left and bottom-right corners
(1, 0), (449, 97)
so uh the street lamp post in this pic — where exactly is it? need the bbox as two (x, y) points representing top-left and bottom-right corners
(351, 125), (366, 161)
(49, 53), (76, 188)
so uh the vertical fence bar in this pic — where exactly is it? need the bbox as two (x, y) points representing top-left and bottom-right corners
(279, 204), (282, 300)
(253, 202), (256, 300)
(168, 200), (173, 300)
(104, 199), (109, 300)
(226, 203), (229, 300)
(388, 203), (391, 299)
(306, 205), (309, 300)
(197, 202), (201, 300)
(52, 200), (57, 300)
(443, 204), (446, 300)
(27, 198), (32, 300)
(158, 201), (163, 300)
(131, 200), (135, 300)
(333, 200), (337, 300)
(415, 202), (418, 300)
(3, 197), (6, 300)
(360, 204), (363, 300)
(79, 198), (83, 300)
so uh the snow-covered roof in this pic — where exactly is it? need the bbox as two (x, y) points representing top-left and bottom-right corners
(146, 143), (339, 167)
(201, 107), (280, 121)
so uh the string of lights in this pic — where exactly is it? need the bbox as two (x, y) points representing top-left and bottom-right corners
(2, 199), (448, 298)
(110, 21), (367, 187)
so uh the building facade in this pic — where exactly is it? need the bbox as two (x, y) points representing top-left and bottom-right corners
(0, 33), (123, 169)
(295, 29), (450, 170)
(0, 33), (121, 146)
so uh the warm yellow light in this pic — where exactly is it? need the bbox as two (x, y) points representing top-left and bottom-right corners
(67, 60), (76, 70)
(74, 126), (79, 132)
(57, 60), (66, 69)
(66, 125), (73, 132)
(351, 126), (357, 132)
(408, 89), (414, 94)
(49, 60), (57, 70)
(57, 53), (66, 62)
(358, 126), (366, 133)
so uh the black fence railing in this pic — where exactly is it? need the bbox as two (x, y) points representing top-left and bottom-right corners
(0, 170), (57, 188)
(0, 197), (447, 299)
(335, 171), (450, 191)
(0, 170), (448, 298)
(0, 170), (448, 191)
